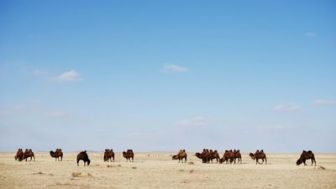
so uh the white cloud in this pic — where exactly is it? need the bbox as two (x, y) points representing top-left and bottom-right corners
(305, 32), (317, 37)
(163, 64), (189, 73)
(55, 70), (81, 82)
(272, 104), (301, 112)
(47, 111), (69, 118)
(177, 116), (209, 127)
(313, 99), (336, 106)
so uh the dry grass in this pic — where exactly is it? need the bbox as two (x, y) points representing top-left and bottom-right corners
(1, 152), (336, 189)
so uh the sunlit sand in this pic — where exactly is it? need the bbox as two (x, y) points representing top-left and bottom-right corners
(1, 152), (335, 189)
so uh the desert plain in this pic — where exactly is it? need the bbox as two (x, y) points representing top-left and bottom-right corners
(0, 152), (335, 189)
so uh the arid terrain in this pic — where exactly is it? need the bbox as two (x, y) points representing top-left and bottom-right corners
(0, 152), (335, 189)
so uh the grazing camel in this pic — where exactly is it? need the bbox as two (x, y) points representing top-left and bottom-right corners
(296, 150), (316, 166)
(249, 150), (267, 164)
(104, 149), (115, 162)
(172, 149), (187, 163)
(50, 148), (63, 161)
(123, 149), (134, 162)
(77, 151), (90, 166)
(23, 149), (35, 161)
(15, 148), (24, 161)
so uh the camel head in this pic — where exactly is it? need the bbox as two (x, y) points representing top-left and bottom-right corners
(296, 158), (303, 165)
(195, 152), (202, 158)
(249, 153), (255, 159)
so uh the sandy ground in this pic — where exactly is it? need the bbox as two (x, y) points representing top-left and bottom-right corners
(0, 152), (335, 189)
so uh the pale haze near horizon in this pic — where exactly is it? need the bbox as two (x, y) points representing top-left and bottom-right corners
(0, 0), (335, 153)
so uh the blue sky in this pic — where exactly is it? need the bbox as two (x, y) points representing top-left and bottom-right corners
(0, 0), (335, 152)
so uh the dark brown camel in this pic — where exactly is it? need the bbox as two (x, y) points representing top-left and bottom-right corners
(77, 151), (90, 166)
(104, 149), (115, 162)
(23, 149), (35, 161)
(172, 149), (187, 163)
(195, 149), (210, 163)
(249, 149), (267, 164)
(50, 148), (63, 161)
(296, 150), (316, 166)
(15, 148), (24, 161)
(123, 149), (134, 162)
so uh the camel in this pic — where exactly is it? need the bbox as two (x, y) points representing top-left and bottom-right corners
(50, 148), (63, 161)
(195, 149), (220, 163)
(249, 149), (267, 164)
(104, 149), (115, 162)
(23, 149), (35, 161)
(234, 150), (242, 164)
(296, 150), (316, 166)
(123, 149), (134, 162)
(172, 149), (187, 163)
(77, 151), (90, 166)
(220, 149), (242, 164)
(209, 150), (220, 163)
(195, 149), (210, 163)
(15, 148), (24, 161)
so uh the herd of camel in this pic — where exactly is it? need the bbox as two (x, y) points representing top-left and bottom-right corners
(14, 148), (316, 166)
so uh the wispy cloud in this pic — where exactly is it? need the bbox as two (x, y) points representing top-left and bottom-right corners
(163, 64), (189, 73)
(177, 116), (209, 127)
(305, 32), (317, 38)
(55, 70), (81, 82)
(313, 99), (336, 106)
(272, 103), (301, 112)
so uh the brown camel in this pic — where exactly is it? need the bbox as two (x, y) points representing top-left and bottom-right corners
(104, 149), (115, 162)
(249, 149), (267, 164)
(172, 149), (187, 163)
(23, 149), (35, 161)
(77, 151), (90, 166)
(195, 149), (210, 163)
(15, 148), (24, 161)
(220, 149), (242, 164)
(209, 150), (220, 163)
(50, 148), (63, 161)
(195, 149), (220, 163)
(296, 150), (316, 166)
(123, 149), (134, 162)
